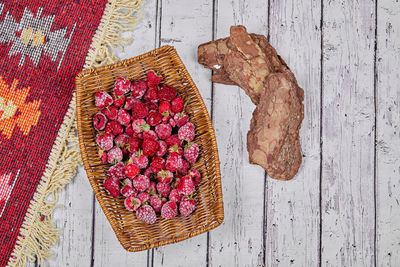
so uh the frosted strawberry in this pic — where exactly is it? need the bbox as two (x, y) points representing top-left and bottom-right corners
(117, 109), (131, 126)
(138, 192), (150, 203)
(149, 195), (164, 213)
(173, 112), (189, 127)
(159, 101), (171, 116)
(107, 146), (123, 164)
(171, 97), (184, 113)
(156, 170), (173, 184)
(124, 96), (140, 110)
(142, 138), (159, 156)
(158, 84), (176, 101)
(143, 167), (153, 178)
(126, 136), (141, 152)
(125, 163), (140, 179)
(132, 150), (149, 169)
(147, 111), (162, 126)
(165, 134), (182, 147)
(115, 133), (129, 147)
(124, 196), (141, 211)
(101, 105), (118, 120)
(136, 205), (157, 224)
(178, 159), (189, 175)
(131, 81), (147, 98)
(169, 189), (182, 203)
(113, 95), (125, 108)
(156, 140), (168, 157)
(178, 122), (195, 141)
(132, 102), (149, 119)
(146, 71), (162, 87)
(166, 152), (183, 172)
(103, 178), (120, 197)
(144, 86), (158, 102)
(105, 121), (124, 135)
(96, 132), (114, 150)
(168, 144), (183, 156)
(150, 157), (165, 173)
(107, 162), (125, 179)
(175, 175), (195, 195)
(146, 101), (158, 111)
(114, 77), (131, 96)
(133, 174), (150, 192)
(95, 90), (113, 109)
(157, 182), (171, 197)
(179, 197), (197, 216)
(132, 119), (150, 134)
(188, 169), (201, 186)
(93, 112), (108, 130)
(121, 184), (138, 198)
(147, 181), (157, 195)
(155, 123), (172, 140)
(161, 201), (178, 219)
(142, 130), (158, 141)
(169, 117), (176, 127)
(184, 142), (199, 163)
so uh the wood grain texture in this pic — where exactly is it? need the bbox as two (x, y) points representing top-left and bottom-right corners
(209, 1), (268, 266)
(376, 1), (400, 265)
(321, 0), (376, 266)
(265, 0), (321, 266)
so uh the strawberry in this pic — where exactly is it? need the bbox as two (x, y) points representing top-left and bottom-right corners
(114, 77), (131, 96)
(169, 189), (182, 203)
(171, 97), (184, 113)
(156, 140), (168, 157)
(121, 184), (138, 198)
(147, 181), (157, 195)
(132, 119), (150, 134)
(173, 112), (189, 127)
(175, 175), (195, 195)
(107, 146), (123, 164)
(155, 123), (172, 140)
(95, 90), (113, 109)
(150, 157), (165, 173)
(125, 163), (140, 179)
(168, 144), (183, 156)
(102, 105), (118, 120)
(93, 112), (108, 130)
(131, 81), (148, 98)
(162, 115), (171, 124)
(156, 170), (173, 184)
(184, 142), (199, 163)
(136, 205), (157, 224)
(121, 147), (129, 160)
(178, 122), (195, 141)
(105, 121), (124, 135)
(124, 196), (141, 211)
(178, 159), (189, 175)
(161, 201), (178, 219)
(144, 86), (159, 102)
(147, 111), (162, 126)
(142, 130), (158, 141)
(117, 109), (131, 126)
(143, 167), (153, 178)
(142, 138), (159, 156)
(159, 101), (171, 116)
(126, 136), (141, 152)
(165, 134), (182, 147)
(107, 162), (125, 179)
(146, 101), (158, 111)
(115, 133), (129, 147)
(132, 102), (148, 119)
(124, 96), (140, 110)
(149, 195), (164, 213)
(188, 169), (201, 186)
(125, 124), (135, 136)
(146, 71), (162, 87)
(133, 174), (150, 192)
(96, 132), (114, 151)
(113, 95), (126, 108)
(103, 178), (120, 197)
(132, 151), (149, 169)
(157, 182), (171, 197)
(99, 150), (107, 163)
(137, 192), (150, 203)
(166, 152), (183, 172)
(169, 117), (176, 128)
(158, 84), (176, 101)
(179, 196), (197, 216)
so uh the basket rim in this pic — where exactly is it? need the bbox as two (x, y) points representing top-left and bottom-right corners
(75, 45), (224, 252)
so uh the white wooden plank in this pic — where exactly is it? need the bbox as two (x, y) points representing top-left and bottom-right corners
(92, 0), (157, 266)
(321, 0), (376, 266)
(265, 0), (321, 266)
(209, 1), (268, 266)
(152, 0), (212, 266)
(376, 1), (400, 265)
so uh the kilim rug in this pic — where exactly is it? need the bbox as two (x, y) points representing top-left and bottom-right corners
(0, 0), (143, 266)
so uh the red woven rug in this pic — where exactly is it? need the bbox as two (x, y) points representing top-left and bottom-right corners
(0, 0), (142, 266)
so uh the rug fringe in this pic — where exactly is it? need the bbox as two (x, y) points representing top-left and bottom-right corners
(7, 0), (143, 265)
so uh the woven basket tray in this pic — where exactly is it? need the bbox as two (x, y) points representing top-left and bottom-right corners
(75, 45), (224, 251)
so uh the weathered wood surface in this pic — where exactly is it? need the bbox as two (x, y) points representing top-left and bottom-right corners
(39, 0), (400, 266)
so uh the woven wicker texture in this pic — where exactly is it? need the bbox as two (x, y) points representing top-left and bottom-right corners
(75, 46), (224, 252)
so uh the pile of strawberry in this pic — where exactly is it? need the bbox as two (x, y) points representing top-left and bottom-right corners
(93, 71), (200, 224)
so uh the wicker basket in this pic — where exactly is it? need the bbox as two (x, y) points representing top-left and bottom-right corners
(75, 46), (224, 252)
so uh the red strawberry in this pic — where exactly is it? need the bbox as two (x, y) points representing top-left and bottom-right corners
(156, 140), (168, 157)
(121, 184), (138, 198)
(124, 96), (140, 110)
(136, 205), (157, 224)
(107, 162), (125, 179)
(179, 197), (197, 216)
(142, 130), (158, 141)
(156, 170), (173, 184)
(103, 178), (120, 197)
(147, 111), (162, 126)
(173, 112), (189, 127)
(166, 152), (183, 172)
(144, 86), (159, 102)
(114, 77), (131, 96)
(142, 139), (159, 156)
(131, 81), (148, 98)
(146, 101), (159, 111)
(159, 101), (171, 116)
(115, 133), (129, 147)
(178, 159), (189, 175)
(149, 195), (164, 213)
(169, 189), (182, 203)
(147, 181), (157, 195)
(171, 97), (184, 113)
(165, 134), (182, 147)
(155, 123), (172, 140)
(133, 174), (150, 192)
(102, 105), (118, 120)
(96, 132), (114, 150)
(93, 112), (108, 130)
(125, 163), (140, 179)
(158, 84), (176, 101)
(127, 136), (141, 152)
(95, 90), (113, 109)
(124, 196), (141, 211)
(107, 146), (123, 164)
(125, 124), (135, 136)
(132, 102), (148, 119)
(132, 119), (150, 133)
(132, 151), (149, 169)
(138, 192), (150, 203)
(99, 150), (107, 163)
(168, 144), (183, 156)
(113, 95), (126, 108)
(117, 109), (131, 126)
(184, 142), (199, 163)
(178, 122), (195, 141)
(150, 157), (165, 173)
(161, 201), (177, 219)
(188, 169), (201, 186)
(147, 71), (162, 87)
(157, 182), (171, 197)
(105, 121), (124, 135)
(175, 175), (195, 195)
